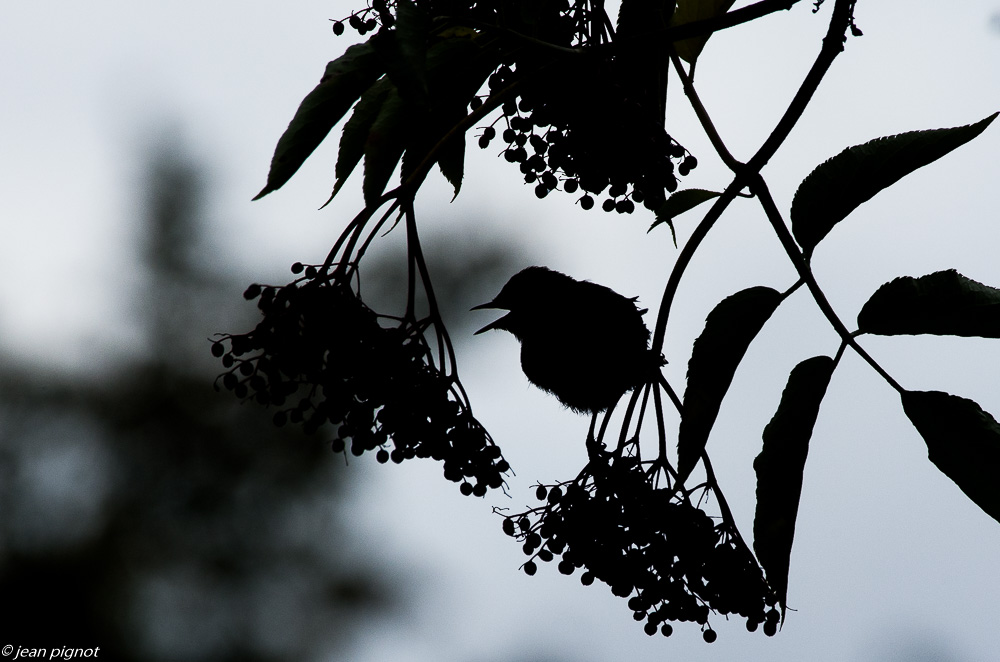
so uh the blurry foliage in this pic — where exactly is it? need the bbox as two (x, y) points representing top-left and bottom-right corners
(0, 138), (517, 659)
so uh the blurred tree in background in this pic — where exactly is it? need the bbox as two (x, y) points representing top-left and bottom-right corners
(0, 137), (393, 661)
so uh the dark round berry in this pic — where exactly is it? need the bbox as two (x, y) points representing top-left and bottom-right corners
(472, 483), (488, 497)
(763, 620), (778, 637)
(563, 179), (579, 193)
(535, 485), (547, 501)
(602, 199), (616, 212)
(557, 560), (574, 575)
(746, 619), (759, 632)
(331, 438), (346, 453)
(460, 481), (474, 495)
(534, 184), (549, 199)
(469, 96), (483, 111)
(211, 342), (225, 357)
(524, 172), (537, 184)
(644, 622), (658, 636)
(243, 283), (262, 300)
(580, 572), (595, 586)
(291, 262), (304, 274)
(376, 449), (390, 464)
(502, 128), (516, 144)
(482, 126), (496, 141)
(703, 629), (717, 643)
(579, 195), (594, 210)
(502, 518), (516, 536)
(660, 624), (673, 637)
(348, 14), (362, 29)
(478, 136), (490, 150)
(523, 561), (537, 576)
(616, 199), (635, 214)
(332, 21), (345, 35)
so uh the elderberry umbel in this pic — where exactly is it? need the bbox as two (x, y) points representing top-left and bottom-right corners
(212, 263), (510, 496)
(498, 444), (779, 639)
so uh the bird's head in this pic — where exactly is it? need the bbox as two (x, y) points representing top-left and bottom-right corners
(471, 266), (570, 338)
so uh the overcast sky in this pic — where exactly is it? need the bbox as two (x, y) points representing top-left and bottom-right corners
(4, 2), (1000, 661)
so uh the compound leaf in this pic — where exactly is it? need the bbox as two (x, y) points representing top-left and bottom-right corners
(678, 286), (783, 482)
(791, 113), (998, 258)
(857, 269), (1000, 337)
(902, 390), (1000, 525)
(754, 356), (835, 614)
(254, 40), (384, 200)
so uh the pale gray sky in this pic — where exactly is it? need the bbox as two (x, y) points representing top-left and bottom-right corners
(3, 2), (1000, 660)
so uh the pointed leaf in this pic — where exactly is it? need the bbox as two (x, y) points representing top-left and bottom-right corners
(902, 390), (1000, 524)
(672, 0), (736, 64)
(649, 188), (721, 240)
(791, 112), (998, 257)
(362, 87), (409, 205)
(254, 40), (384, 200)
(398, 34), (493, 196)
(754, 356), (835, 613)
(858, 269), (1000, 337)
(322, 77), (393, 208)
(678, 286), (783, 482)
(437, 130), (465, 199)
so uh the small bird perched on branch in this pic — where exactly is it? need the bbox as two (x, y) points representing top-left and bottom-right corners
(473, 266), (659, 414)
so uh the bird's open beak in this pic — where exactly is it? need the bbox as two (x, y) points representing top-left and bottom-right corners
(471, 300), (510, 335)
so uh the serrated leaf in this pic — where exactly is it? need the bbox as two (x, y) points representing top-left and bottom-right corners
(790, 112), (998, 258)
(362, 86), (409, 206)
(321, 77), (393, 208)
(753, 356), (835, 613)
(857, 269), (1000, 337)
(254, 40), (384, 201)
(671, 0), (736, 64)
(649, 189), (721, 242)
(397, 34), (492, 195)
(678, 286), (783, 482)
(902, 390), (1000, 524)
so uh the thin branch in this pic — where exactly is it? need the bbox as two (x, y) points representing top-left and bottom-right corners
(749, 174), (904, 393)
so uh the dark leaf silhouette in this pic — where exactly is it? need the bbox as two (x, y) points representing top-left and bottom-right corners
(753, 356), (835, 614)
(678, 286), (783, 482)
(362, 86), (409, 205)
(323, 77), (394, 208)
(672, 0), (736, 63)
(648, 188), (721, 241)
(791, 112), (998, 258)
(902, 390), (1000, 525)
(857, 269), (1000, 337)
(254, 40), (383, 200)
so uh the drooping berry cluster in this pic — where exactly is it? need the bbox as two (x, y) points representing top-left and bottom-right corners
(499, 447), (778, 639)
(477, 57), (696, 214)
(212, 263), (510, 496)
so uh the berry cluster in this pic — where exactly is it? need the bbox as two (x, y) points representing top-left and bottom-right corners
(330, 0), (391, 36)
(212, 263), (510, 496)
(499, 448), (778, 639)
(478, 58), (695, 215)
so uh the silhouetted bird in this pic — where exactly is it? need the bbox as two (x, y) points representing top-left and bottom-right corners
(473, 266), (657, 414)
